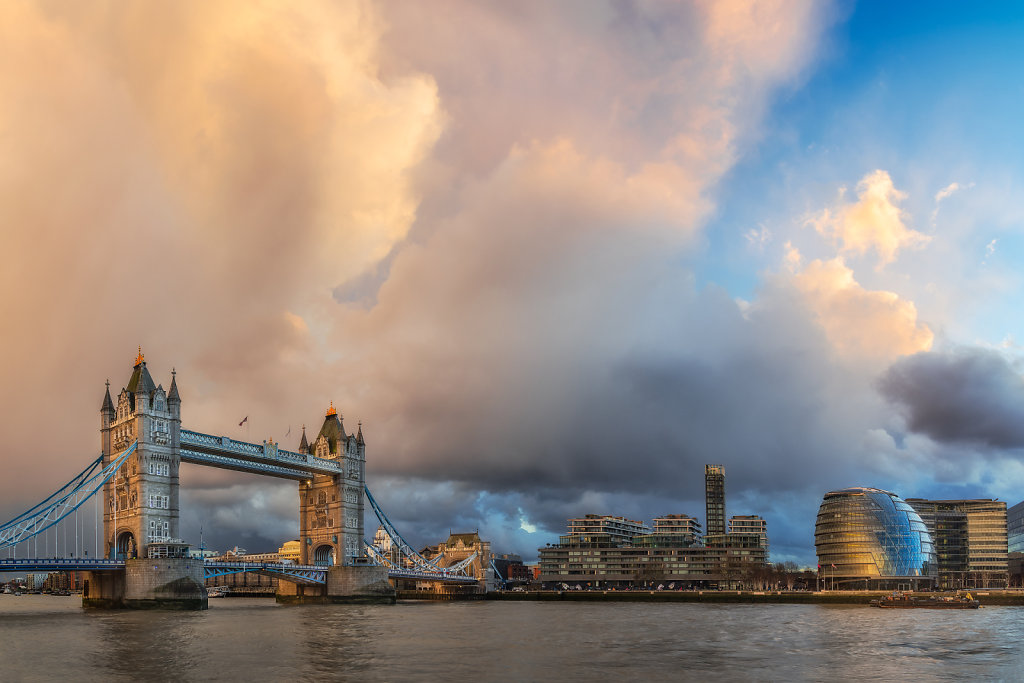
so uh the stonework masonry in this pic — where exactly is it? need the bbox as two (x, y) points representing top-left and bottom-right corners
(276, 565), (395, 604)
(123, 558), (207, 609)
(100, 350), (182, 561)
(297, 408), (366, 567)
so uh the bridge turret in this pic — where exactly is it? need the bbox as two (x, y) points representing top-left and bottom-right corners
(128, 349), (157, 414)
(298, 425), (308, 453)
(100, 380), (115, 456)
(168, 369), (180, 406)
(167, 369), (181, 445)
(101, 380), (115, 417)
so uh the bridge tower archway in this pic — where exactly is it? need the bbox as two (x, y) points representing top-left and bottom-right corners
(313, 544), (336, 567)
(115, 530), (137, 559)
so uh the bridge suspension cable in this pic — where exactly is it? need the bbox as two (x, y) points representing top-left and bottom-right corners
(0, 442), (137, 551)
(363, 485), (447, 572)
(364, 540), (478, 580)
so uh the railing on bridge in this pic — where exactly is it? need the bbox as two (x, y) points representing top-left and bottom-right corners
(179, 448), (313, 480)
(203, 560), (327, 585)
(0, 558), (125, 572)
(179, 430), (343, 478)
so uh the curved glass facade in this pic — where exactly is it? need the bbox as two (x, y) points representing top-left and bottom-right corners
(815, 487), (936, 588)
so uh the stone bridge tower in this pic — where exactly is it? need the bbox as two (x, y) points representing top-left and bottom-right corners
(297, 403), (365, 566)
(99, 348), (181, 559)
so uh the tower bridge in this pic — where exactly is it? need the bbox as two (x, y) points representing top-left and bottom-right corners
(0, 350), (485, 608)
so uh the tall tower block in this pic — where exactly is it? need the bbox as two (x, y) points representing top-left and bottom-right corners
(705, 464), (726, 536)
(99, 349), (181, 559)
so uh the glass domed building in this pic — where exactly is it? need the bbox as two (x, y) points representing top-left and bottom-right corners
(815, 487), (936, 590)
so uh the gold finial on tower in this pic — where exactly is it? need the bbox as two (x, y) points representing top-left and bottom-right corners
(135, 346), (145, 366)
(326, 401), (337, 417)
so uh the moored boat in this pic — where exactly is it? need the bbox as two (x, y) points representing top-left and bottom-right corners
(870, 591), (980, 609)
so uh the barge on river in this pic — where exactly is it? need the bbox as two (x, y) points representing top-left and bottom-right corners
(870, 592), (980, 609)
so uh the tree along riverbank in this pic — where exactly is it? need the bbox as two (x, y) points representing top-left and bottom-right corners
(485, 590), (1024, 606)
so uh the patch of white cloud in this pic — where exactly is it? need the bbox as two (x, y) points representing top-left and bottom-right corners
(745, 224), (772, 250)
(518, 509), (537, 534)
(809, 170), (930, 268)
(931, 180), (974, 224)
(984, 238), (998, 263)
(786, 257), (933, 362)
(935, 182), (962, 203)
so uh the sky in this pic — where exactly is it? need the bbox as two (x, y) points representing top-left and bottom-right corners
(3, 1), (1024, 567)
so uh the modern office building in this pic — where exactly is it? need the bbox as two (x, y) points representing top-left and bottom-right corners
(566, 515), (651, 544)
(815, 487), (936, 590)
(906, 498), (1008, 588)
(1007, 500), (1024, 553)
(729, 515), (768, 560)
(538, 465), (767, 588)
(729, 515), (766, 539)
(705, 465), (726, 536)
(652, 514), (702, 544)
(1008, 500), (1024, 587)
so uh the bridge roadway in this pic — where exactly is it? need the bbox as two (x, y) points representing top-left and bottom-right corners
(179, 429), (343, 480)
(0, 558), (479, 585)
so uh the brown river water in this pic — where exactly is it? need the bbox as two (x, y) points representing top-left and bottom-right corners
(0, 595), (1021, 681)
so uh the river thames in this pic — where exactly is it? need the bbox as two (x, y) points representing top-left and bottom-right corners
(1, 596), (1021, 681)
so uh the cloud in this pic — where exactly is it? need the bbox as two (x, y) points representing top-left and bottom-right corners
(0, 1), (853, 564)
(879, 347), (1024, 449)
(985, 238), (998, 262)
(745, 224), (772, 250)
(935, 182), (962, 203)
(0, 0), (442, 500)
(931, 181), (974, 225)
(810, 170), (930, 267)
(786, 257), (933, 362)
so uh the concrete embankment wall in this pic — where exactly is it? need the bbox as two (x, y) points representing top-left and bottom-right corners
(396, 590), (486, 601)
(485, 590), (1024, 606)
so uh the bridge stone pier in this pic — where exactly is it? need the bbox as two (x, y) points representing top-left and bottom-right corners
(82, 557), (207, 610)
(87, 350), (394, 608)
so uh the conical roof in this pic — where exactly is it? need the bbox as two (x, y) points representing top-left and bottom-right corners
(315, 404), (347, 455)
(101, 380), (114, 414)
(298, 425), (308, 453)
(168, 369), (180, 403)
(126, 348), (157, 397)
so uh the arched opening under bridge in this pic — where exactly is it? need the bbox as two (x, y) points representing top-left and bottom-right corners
(313, 544), (335, 567)
(115, 530), (137, 559)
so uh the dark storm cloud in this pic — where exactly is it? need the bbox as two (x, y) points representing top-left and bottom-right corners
(880, 347), (1024, 449)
